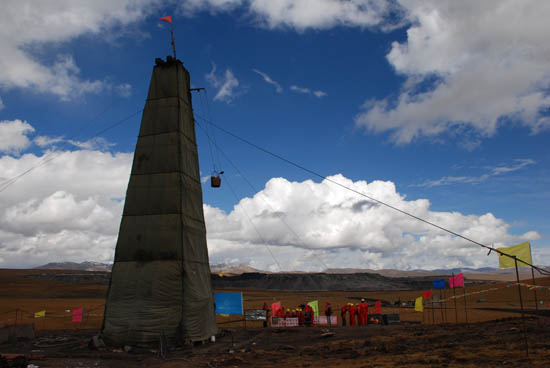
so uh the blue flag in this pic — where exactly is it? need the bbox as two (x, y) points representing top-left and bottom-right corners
(214, 292), (243, 315)
(432, 279), (445, 289)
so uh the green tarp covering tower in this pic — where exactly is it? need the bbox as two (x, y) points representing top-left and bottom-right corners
(101, 56), (217, 346)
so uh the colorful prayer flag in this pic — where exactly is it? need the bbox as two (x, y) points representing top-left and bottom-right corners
(307, 300), (319, 317)
(414, 297), (423, 312)
(72, 307), (83, 323)
(34, 310), (46, 318)
(374, 301), (381, 314)
(497, 241), (532, 268)
(159, 16), (172, 24)
(422, 290), (433, 299)
(449, 273), (464, 289)
(432, 279), (445, 289)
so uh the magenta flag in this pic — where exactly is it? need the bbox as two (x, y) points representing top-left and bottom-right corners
(449, 273), (465, 289)
(72, 307), (83, 322)
(271, 302), (281, 315)
(454, 273), (464, 288)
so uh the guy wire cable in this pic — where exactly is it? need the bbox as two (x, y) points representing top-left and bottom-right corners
(0, 108), (143, 194)
(194, 113), (550, 276)
(195, 119), (329, 272)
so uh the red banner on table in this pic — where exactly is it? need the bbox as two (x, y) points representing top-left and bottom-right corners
(422, 290), (433, 299)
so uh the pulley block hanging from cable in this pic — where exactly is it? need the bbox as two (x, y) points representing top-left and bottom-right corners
(211, 171), (224, 188)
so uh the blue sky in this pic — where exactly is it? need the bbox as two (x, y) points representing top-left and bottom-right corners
(0, 1), (549, 271)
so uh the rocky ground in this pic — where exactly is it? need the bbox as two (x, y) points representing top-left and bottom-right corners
(1, 317), (549, 367)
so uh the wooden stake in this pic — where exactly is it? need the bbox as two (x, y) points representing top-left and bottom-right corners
(452, 273), (458, 324)
(514, 257), (529, 359)
(462, 286), (468, 323)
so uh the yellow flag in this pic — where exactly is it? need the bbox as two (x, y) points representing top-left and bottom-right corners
(34, 310), (46, 318)
(497, 242), (532, 268)
(307, 300), (319, 317)
(414, 297), (423, 312)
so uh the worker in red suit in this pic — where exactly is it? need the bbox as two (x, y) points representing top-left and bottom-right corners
(297, 308), (305, 326)
(324, 301), (332, 326)
(304, 304), (313, 327)
(263, 301), (270, 327)
(340, 304), (348, 326)
(358, 298), (369, 326)
(348, 303), (356, 326)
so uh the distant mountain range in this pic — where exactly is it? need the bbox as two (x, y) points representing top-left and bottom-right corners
(35, 261), (112, 272)
(34, 262), (548, 281)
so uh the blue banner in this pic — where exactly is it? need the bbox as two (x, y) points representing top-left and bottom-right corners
(432, 279), (445, 289)
(214, 292), (243, 315)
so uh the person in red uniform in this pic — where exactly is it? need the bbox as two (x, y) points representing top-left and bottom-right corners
(298, 308), (305, 326)
(348, 303), (356, 326)
(304, 304), (313, 327)
(324, 301), (332, 326)
(263, 301), (270, 327)
(340, 304), (348, 326)
(358, 298), (368, 326)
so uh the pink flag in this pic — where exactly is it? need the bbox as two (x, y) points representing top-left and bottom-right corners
(454, 273), (464, 288)
(271, 301), (280, 315)
(449, 273), (464, 289)
(72, 307), (83, 323)
(160, 16), (172, 24)
(374, 301), (381, 314)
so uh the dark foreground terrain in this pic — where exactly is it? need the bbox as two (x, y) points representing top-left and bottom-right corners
(1, 317), (549, 367)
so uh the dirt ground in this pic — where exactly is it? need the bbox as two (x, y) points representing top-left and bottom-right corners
(1, 269), (550, 367)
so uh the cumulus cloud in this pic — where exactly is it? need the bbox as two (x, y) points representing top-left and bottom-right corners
(253, 69), (282, 93)
(0, 123), (544, 270)
(0, 146), (132, 268)
(206, 63), (240, 103)
(0, 120), (35, 154)
(355, 1), (550, 144)
(205, 174), (541, 271)
(290, 85), (327, 98)
(0, 0), (156, 99)
(180, 0), (404, 30)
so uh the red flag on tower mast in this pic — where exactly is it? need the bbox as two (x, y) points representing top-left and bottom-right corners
(159, 16), (176, 59)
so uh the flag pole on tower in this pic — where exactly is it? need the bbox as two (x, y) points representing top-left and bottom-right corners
(160, 16), (176, 59)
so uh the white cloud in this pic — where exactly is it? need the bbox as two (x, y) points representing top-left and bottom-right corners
(0, 120), (35, 154)
(206, 63), (240, 103)
(355, 0), (550, 144)
(34, 136), (64, 148)
(180, 0), (404, 30)
(0, 123), (545, 270)
(290, 85), (327, 98)
(0, 0), (156, 99)
(414, 159), (536, 188)
(0, 145), (132, 268)
(204, 174), (542, 271)
(253, 69), (282, 93)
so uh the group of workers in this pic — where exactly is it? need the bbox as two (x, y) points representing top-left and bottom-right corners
(262, 298), (373, 327)
(340, 299), (370, 326)
(262, 301), (317, 327)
